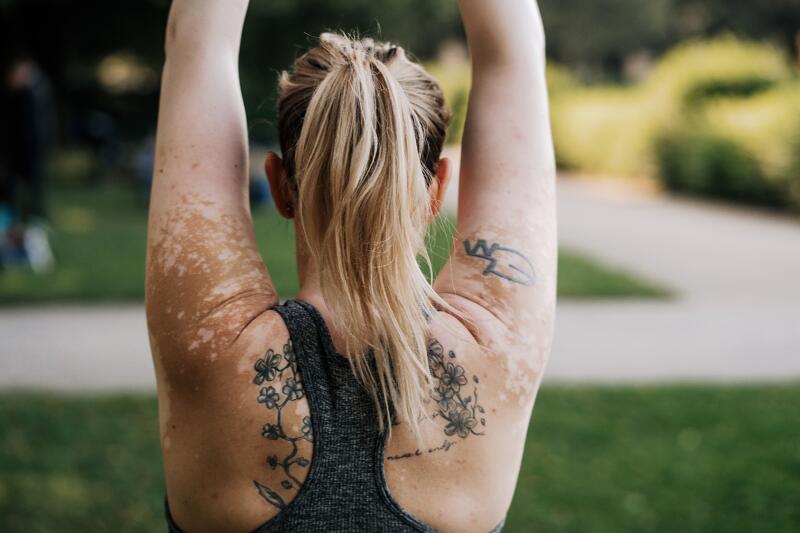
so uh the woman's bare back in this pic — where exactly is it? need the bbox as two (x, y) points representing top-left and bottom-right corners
(147, 1), (555, 531)
(160, 296), (545, 532)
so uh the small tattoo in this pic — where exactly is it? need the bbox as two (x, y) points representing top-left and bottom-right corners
(253, 480), (286, 510)
(464, 239), (536, 286)
(251, 341), (312, 510)
(387, 439), (457, 461)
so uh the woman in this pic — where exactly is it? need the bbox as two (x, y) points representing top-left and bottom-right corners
(145, 0), (556, 531)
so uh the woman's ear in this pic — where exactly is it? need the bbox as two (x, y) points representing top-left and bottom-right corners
(265, 151), (295, 219)
(428, 157), (453, 222)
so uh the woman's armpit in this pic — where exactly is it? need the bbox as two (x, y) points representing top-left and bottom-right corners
(435, 219), (556, 345)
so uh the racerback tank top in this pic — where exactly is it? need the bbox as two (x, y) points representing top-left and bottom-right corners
(166, 298), (505, 532)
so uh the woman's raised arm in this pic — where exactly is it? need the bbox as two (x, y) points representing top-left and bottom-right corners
(145, 0), (278, 374)
(434, 0), (557, 362)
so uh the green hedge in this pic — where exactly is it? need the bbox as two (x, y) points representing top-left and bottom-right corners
(549, 35), (800, 210)
(551, 86), (658, 176)
(655, 83), (800, 209)
(654, 132), (778, 205)
(644, 35), (792, 112)
(425, 61), (471, 145)
(426, 36), (800, 210)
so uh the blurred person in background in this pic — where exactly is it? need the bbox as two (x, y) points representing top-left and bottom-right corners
(146, 0), (555, 531)
(74, 109), (118, 185)
(0, 42), (56, 274)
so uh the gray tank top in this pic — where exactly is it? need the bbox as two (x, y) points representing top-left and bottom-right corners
(166, 298), (505, 532)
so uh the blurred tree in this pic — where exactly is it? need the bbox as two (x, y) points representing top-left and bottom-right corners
(537, 0), (800, 81)
(538, 0), (673, 81)
(0, 0), (797, 146)
(670, 0), (800, 61)
(1, 0), (463, 144)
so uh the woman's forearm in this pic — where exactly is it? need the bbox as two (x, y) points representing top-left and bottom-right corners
(165, 0), (250, 56)
(458, 0), (545, 68)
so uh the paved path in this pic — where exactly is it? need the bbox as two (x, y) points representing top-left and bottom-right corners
(1, 305), (152, 392)
(551, 177), (800, 382)
(2, 171), (799, 390)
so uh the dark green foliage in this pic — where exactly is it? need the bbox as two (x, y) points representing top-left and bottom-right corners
(446, 88), (469, 146)
(655, 132), (785, 206)
(1, 0), (463, 144)
(684, 77), (776, 107)
(669, 0), (800, 60)
(538, 0), (674, 81)
(1, 385), (799, 532)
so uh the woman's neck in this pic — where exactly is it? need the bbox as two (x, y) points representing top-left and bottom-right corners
(294, 240), (356, 356)
(294, 240), (325, 310)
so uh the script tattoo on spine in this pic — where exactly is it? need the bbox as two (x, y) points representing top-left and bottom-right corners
(388, 339), (486, 461)
(251, 341), (313, 510)
(463, 239), (536, 286)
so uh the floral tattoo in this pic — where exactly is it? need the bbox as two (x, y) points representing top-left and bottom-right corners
(388, 340), (486, 460)
(427, 339), (486, 438)
(251, 341), (312, 510)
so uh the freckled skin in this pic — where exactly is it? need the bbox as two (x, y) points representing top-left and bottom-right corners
(148, 1), (555, 532)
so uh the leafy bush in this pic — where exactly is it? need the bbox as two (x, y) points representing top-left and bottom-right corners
(644, 35), (792, 113)
(551, 36), (794, 177)
(430, 35), (800, 211)
(654, 132), (781, 205)
(655, 83), (800, 209)
(551, 87), (658, 176)
(701, 83), (800, 181)
(550, 35), (800, 210)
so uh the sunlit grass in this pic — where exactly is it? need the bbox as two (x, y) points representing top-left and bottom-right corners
(1, 384), (798, 532)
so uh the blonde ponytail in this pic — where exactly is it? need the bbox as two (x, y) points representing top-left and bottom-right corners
(278, 33), (457, 441)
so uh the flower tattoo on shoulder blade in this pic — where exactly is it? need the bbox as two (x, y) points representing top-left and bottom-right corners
(388, 340), (486, 461)
(428, 339), (486, 439)
(251, 341), (312, 510)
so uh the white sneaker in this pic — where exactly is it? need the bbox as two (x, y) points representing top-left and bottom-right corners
(24, 224), (55, 274)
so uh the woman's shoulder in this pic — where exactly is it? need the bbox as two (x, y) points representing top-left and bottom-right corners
(430, 306), (548, 414)
(159, 304), (313, 531)
(381, 310), (542, 532)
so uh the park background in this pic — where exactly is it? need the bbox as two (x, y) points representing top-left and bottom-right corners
(1, 0), (799, 531)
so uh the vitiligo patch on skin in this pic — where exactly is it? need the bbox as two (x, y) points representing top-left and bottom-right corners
(433, 215), (557, 411)
(146, 192), (277, 379)
(501, 357), (540, 408)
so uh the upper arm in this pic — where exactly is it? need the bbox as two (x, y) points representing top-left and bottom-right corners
(145, 7), (277, 371)
(434, 9), (557, 353)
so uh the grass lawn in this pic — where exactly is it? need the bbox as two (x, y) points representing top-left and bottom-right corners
(0, 182), (669, 304)
(0, 385), (797, 532)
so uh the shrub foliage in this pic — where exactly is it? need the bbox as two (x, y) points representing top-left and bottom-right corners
(549, 36), (800, 210)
